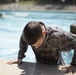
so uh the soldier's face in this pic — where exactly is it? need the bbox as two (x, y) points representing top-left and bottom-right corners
(32, 36), (44, 48)
(32, 26), (46, 48)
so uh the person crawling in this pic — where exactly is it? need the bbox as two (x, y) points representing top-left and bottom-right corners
(7, 21), (76, 74)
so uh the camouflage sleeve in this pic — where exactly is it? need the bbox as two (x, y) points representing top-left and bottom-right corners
(58, 31), (76, 52)
(71, 50), (76, 66)
(18, 34), (28, 60)
(50, 27), (76, 66)
(70, 34), (76, 66)
(63, 32), (76, 66)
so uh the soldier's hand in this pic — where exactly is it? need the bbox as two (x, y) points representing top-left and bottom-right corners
(7, 59), (22, 65)
(59, 64), (76, 75)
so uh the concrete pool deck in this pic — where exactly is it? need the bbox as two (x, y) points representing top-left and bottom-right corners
(0, 58), (72, 75)
(1, 3), (76, 12)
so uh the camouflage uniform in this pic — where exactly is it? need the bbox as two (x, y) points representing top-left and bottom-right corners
(18, 27), (76, 66)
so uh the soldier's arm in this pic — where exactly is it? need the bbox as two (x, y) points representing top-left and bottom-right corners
(7, 34), (28, 65)
(18, 34), (28, 60)
(66, 33), (76, 67)
(71, 50), (76, 67)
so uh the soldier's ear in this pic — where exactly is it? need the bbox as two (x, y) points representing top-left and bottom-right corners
(42, 30), (46, 38)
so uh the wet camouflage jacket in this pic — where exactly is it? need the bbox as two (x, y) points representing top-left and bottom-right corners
(18, 27), (76, 66)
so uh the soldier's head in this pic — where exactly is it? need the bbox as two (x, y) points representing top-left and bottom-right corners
(23, 21), (46, 48)
(70, 24), (76, 34)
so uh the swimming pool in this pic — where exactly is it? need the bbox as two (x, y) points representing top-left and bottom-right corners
(0, 10), (76, 64)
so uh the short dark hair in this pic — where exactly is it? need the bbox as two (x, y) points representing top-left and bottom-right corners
(23, 21), (46, 45)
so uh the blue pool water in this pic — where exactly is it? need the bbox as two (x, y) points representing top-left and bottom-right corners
(0, 10), (76, 64)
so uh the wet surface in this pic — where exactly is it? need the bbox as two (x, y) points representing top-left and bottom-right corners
(18, 62), (65, 75)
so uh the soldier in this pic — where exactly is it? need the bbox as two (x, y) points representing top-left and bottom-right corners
(7, 21), (76, 74)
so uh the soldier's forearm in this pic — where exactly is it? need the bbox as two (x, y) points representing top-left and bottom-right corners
(71, 51), (76, 67)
